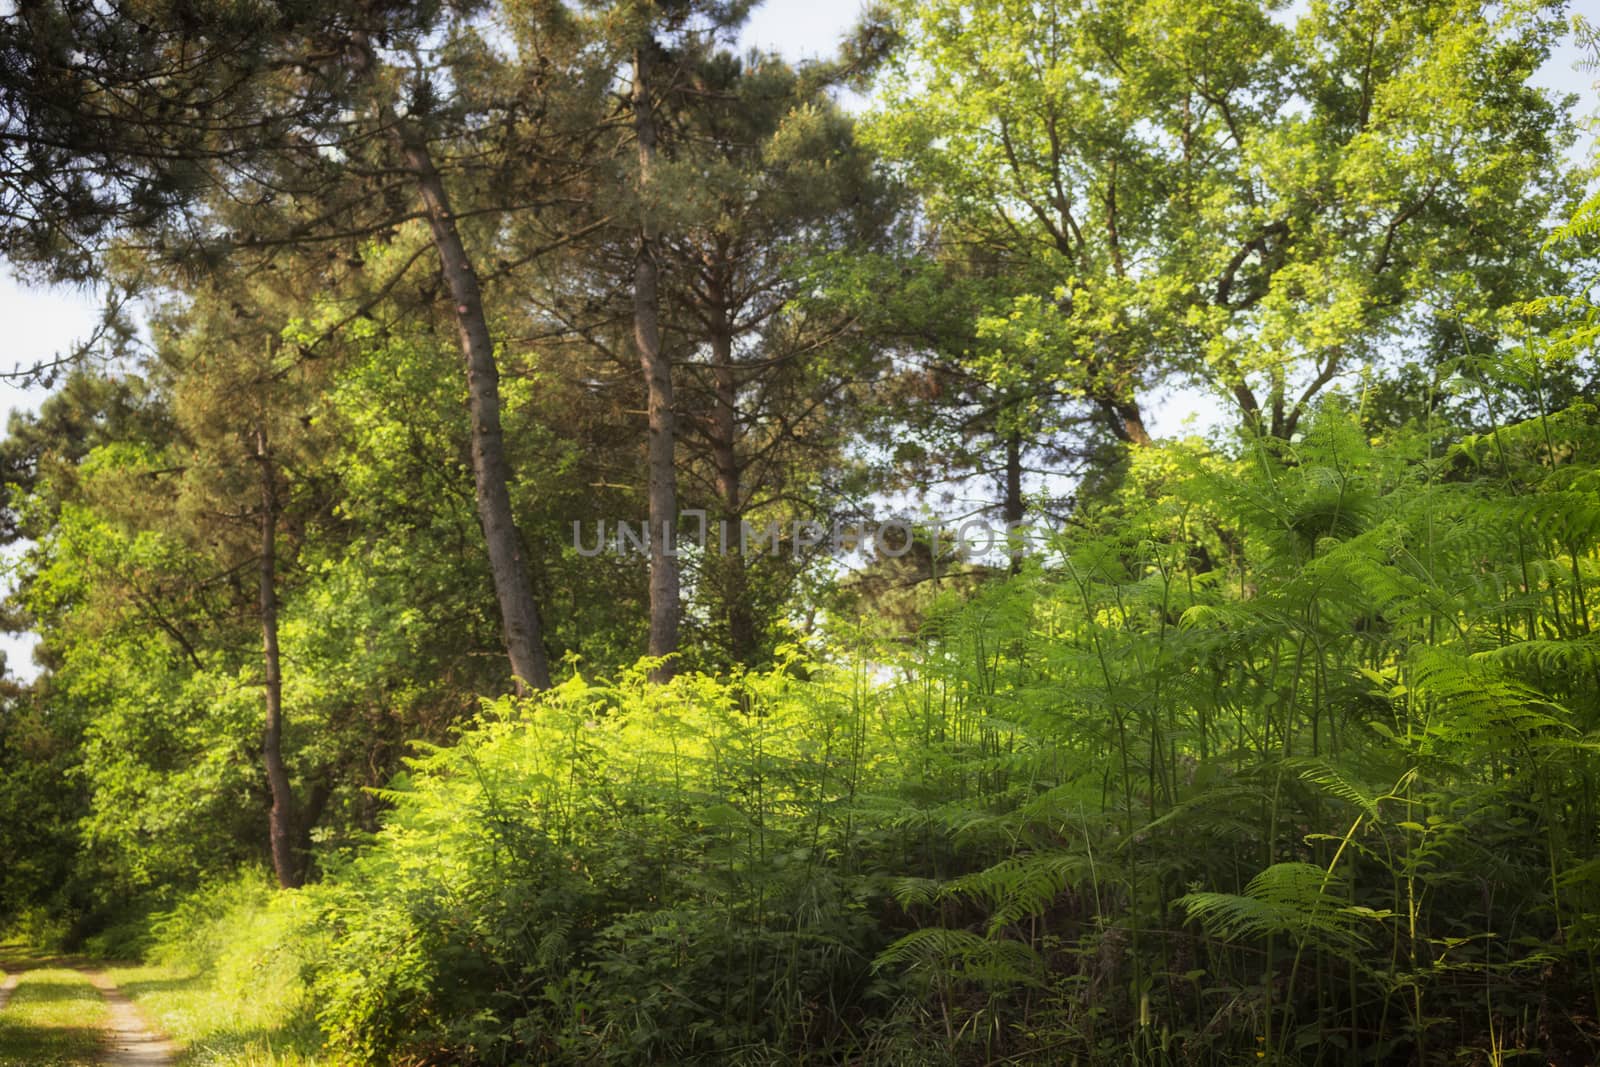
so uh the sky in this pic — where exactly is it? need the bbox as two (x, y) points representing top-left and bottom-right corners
(743, 0), (870, 58)
(0, 0), (1593, 677)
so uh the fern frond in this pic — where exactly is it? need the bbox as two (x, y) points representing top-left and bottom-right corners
(1287, 758), (1382, 818)
(1179, 862), (1374, 951)
(1545, 190), (1600, 248)
(1478, 637), (1600, 675)
(1410, 647), (1572, 749)
(1126, 785), (1267, 845)
(938, 850), (1092, 934)
(872, 927), (1045, 988)
(889, 877), (941, 908)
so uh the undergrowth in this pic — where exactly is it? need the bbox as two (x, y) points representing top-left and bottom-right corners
(101, 875), (323, 1066)
(56, 378), (1600, 1065)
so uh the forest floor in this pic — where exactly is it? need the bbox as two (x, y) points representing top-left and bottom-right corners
(0, 945), (175, 1066)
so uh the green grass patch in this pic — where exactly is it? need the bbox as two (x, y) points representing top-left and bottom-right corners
(0, 966), (107, 1067)
(102, 962), (321, 1066)
(87, 871), (326, 1066)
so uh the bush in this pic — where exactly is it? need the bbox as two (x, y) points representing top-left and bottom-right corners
(3, 904), (71, 952)
(307, 662), (915, 1064)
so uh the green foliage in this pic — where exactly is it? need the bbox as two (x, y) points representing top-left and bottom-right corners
(258, 362), (1597, 1064)
(866, 0), (1581, 440)
(0, 701), (83, 929)
(306, 663), (899, 1062)
(97, 873), (324, 1066)
(1179, 863), (1373, 951)
(1, 3), (1597, 1065)
(11, 369), (1600, 1064)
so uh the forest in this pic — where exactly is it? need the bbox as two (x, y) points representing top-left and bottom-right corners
(0, 0), (1598, 1063)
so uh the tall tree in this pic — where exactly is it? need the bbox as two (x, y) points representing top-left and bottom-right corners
(5, 267), (340, 888)
(662, 51), (893, 663)
(5, 0), (617, 691)
(543, 0), (753, 678)
(629, 21), (680, 678)
(534, 17), (892, 669)
(869, 0), (1580, 445)
(349, 32), (557, 691)
(166, 284), (336, 888)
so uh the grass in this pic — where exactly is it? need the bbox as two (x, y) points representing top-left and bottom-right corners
(0, 964), (108, 1067)
(99, 963), (323, 1067)
(1, 934), (319, 1067)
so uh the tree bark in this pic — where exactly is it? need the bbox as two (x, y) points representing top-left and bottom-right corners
(314, 34), (551, 692)
(709, 304), (756, 663)
(397, 122), (552, 693)
(1003, 432), (1024, 575)
(256, 425), (300, 889)
(1099, 394), (1152, 447)
(633, 41), (680, 682)
(294, 776), (331, 873)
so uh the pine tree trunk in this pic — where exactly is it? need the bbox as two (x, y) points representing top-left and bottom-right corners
(346, 31), (550, 693)
(256, 426), (300, 889)
(397, 123), (553, 693)
(633, 42), (680, 682)
(709, 312), (755, 663)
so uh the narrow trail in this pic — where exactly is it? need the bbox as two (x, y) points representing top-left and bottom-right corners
(0, 954), (175, 1067)
(82, 969), (177, 1067)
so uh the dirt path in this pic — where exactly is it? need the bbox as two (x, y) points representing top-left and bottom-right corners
(81, 970), (176, 1067)
(0, 955), (175, 1066)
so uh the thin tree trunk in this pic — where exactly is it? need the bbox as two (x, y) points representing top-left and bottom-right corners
(344, 36), (551, 690)
(1003, 432), (1024, 575)
(294, 777), (331, 871)
(633, 41), (680, 681)
(256, 425), (299, 890)
(709, 307), (755, 663)
(397, 123), (552, 693)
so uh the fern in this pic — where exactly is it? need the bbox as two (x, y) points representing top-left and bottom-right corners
(1287, 757), (1383, 818)
(936, 850), (1093, 934)
(872, 927), (1045, 989)
(1409, 647), (1572, 752)
(1178, 862), (1375, 952)
(1544, 189), (1600, 247)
